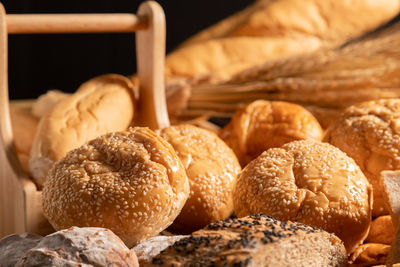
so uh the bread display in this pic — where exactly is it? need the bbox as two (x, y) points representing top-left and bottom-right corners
(325, 99), (400, 216)
(233, 139), (372, 253)
(10, 106), (39, 173)
(41, 127), (190, 248)
(146, 214), (347, 266)
(219, 100), (323, 166)
(158, 124), (241, 233)
(29, 74), (136, 187)
(13, 227), (138, 266)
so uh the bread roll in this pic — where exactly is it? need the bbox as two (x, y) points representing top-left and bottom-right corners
(42, 127), (190, 248)
(219, 100), (323, 166)
(348, 243), (390, 267)
(324, 99), (400, 216)
(10, 106), (39, 174)
(30, 74), (135, 187)
(15, 227), (138, 266)
(146, 214), (347, 266)
(158, 125), (241, 233)
(233, 140), (372, 253)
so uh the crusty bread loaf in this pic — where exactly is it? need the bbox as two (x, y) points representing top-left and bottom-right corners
(158, 125), (241, 233)
(145, 214), (347, 266)
(15, 227), (138, 267)
(42, 127), (190, 248)
(219, 100), (323, 166)
(325, 99), (400, 216)
(29, 74), (136, 187)
(233, 140), (373, 253)
(10, 106), (39, 174)
(165, 0), (400, 82)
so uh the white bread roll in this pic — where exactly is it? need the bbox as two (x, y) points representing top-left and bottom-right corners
(29, 74), (135, 187)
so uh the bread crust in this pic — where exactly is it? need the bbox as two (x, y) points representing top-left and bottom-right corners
(29, 74), (136, 187)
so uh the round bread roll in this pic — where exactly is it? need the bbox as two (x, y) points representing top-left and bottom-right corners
(30, 74), (135, 187)
(324, 99), (400, 216)
(233, 139), (373, 253)
(31, 90), (71, 118)
(158, 125), (241, 233)
(219, 100), (323, 166)
(42, 127), (190, 248)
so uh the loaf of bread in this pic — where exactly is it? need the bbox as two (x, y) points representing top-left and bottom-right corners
(166, 0), (400, 82)
(0, 233), (41, 267)
(31, 90), (70, 118)
(29, 74), (136, 187)
(146, 214), (347, 266)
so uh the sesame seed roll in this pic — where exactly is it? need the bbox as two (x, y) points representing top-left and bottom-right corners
(325, 99), (400, 216)
(42, 127), (190, 248)
(158, 125), (241, 233)
(233, 140), (372, 253)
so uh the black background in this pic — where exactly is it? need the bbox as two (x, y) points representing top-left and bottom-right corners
(0, 0), (254, 99)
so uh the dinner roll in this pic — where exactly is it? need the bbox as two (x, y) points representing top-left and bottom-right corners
(30, 74), (135, 187)
(233, 140), (372, 253)
(42, 127), (190, 248)
(31, 90), (70, 118)
(158, 125), (241, 233)
(324, 99), (400, 216)
(219, 100), (323, 166)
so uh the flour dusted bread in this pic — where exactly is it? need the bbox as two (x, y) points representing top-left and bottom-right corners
(42, 127), (190, 248)
(15, 227), (138, 267)
(146, 214), (347, 266)
(29, 74), (135, 187)
(0, 233), (41, 267)
(233, 140), (372, 253)
(158, 125), (241, 233)
(219, 100), (323, 166)
(325, 99), (400, 216)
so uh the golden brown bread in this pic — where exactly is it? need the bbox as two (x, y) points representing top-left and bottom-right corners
(219, 100), (323, 166)
(10, 106), (39, 174)
(42, 127), (190, 248)
(325, 99), (400, 216)
(366, 215), (395, 245)
(31, 90), (71, 118)
(158, 125), (241, 233)
(163, 0), (400, 99)
(233, 140), (373, 253)
(348, 243), (391, 267)
(29, 74), (136, 187)
(145, 214), (347, 266)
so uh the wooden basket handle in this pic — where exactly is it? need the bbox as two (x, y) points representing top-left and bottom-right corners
(0, 1), (169, 177)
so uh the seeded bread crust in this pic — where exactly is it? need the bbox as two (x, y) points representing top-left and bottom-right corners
(146, 214), (347, 267)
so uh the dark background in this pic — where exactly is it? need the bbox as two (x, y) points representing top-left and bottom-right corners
(0, 0), (254, 99)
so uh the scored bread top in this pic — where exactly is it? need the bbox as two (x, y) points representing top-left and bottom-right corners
(146, 214), (347, 266)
